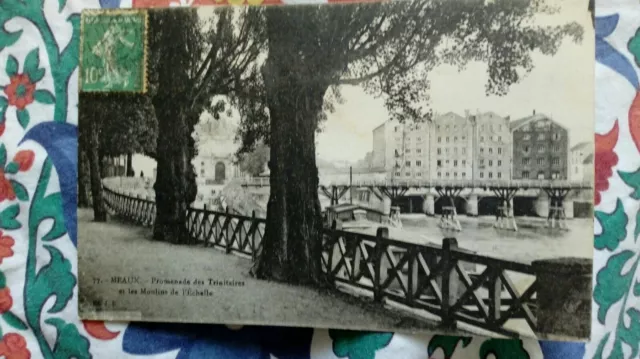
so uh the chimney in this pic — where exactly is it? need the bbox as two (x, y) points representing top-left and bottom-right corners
(533, 109), (536, 115)
(465, 110), (470, 118)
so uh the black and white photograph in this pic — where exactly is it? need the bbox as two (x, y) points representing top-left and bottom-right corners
(78, 0), (595, 341)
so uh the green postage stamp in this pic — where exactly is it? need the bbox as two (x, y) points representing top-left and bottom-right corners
(80, 10), (148, 93)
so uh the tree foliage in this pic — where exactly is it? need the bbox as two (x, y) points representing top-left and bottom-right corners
(238, 141), (269, 177)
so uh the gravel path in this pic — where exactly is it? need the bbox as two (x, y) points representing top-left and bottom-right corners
(77, 209), (437, 332)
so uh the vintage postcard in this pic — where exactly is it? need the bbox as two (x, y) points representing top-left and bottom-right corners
(78, 0), (595, 341)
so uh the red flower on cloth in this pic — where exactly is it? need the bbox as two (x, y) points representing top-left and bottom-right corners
(0, 122), (5, 137)
(595, 121), (619, 205)
(12, 151), (34, 172)
(0, 171), (15, 202)
(0, 333), (30, 359)
(0, 288), (13, 313)
(3, 74), (35, 111)
(0, 231), (14, 264)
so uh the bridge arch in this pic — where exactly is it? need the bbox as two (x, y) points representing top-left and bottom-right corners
(434, 196), (467, 215)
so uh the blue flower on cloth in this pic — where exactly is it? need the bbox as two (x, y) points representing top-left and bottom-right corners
(123, 323), (313, 359)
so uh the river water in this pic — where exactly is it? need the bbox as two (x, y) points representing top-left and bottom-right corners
(353, 214), (593, 264)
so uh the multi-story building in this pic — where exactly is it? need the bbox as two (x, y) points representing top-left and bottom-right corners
(371, 119), (431, 181)
(430, 112), (474, 181)
(510, 111), (569, 180)
(470, 111), (512, 182)
(569, 142), (594, 182)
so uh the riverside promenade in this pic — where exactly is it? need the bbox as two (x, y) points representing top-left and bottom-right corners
(77, 209), (437, 330)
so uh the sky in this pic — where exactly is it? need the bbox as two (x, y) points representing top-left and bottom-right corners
(315, 0), (594, 163)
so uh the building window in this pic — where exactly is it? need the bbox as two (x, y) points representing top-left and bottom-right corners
(446, 160), (450, 164)
(538, 133), (545, 140)
(497, 172), (502, 179)
(395, 172), (401, 177)
(454, 160), (458, 167)
(437, 148), (441, 155)
(462, 160), (466, 166)
(446, 172), (450, 177)
(446, 125), (450, 130)
(537, 158), (544, 165)
(462, 172), (466, 178)
(498, 136), (502, 142)
(200, 169), (205, 175)
(524, 146), (530, 153)
(438, 137), (441, 143)
(480, 159), (485, 166)
(553, 145), (560, 152)
(538, 171), (545, 179)
(489, 148), (493, 154)
(498, 147), (502, 155)
(405, 161), (411, 167)
(437, 160), (442, 166)
(480, 148), (484, 154)
(394, 126), (399, 132)
(480, 172), (484, 178)
(446, 148), (449, 154)
(201, 161), (204, 166)
(488, 160), (493, 166)
(454, 136), (458, 142)
(406, 149), (411, 153)
(462, 136), (466, 140)
(438, 172), (442, 178)
(454, 172), (458, 177)
(497, 160), (502, 166)
(538, 145), (544, 153)
(437, 125), (441, 130)
(446, 137), (450, 143)
(462, 148), (466, 155)
(488, 172), (493, 179)
(523, 134), (531, 140)
(553, 133), (561, 141)
(416, 149), (422, 154)
(416, 125), (421, 130)
(416, 160), (422, 167)
(552, 172), (560, 179)
(552, 157), (560, 165)
(417, 137), (421, 141)
(417, 172), (422, 177)
(523, 158), (530, 165)
(522, 171), (530, 178)
(406, 172), (411, 176)
(480, 136), (485, 142)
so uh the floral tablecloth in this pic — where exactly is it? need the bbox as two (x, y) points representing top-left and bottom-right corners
(0, 0), (637, 357)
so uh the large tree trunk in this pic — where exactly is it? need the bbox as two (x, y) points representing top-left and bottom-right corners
(254, 9), (328, 286)
(153, 100), (196, 244)
(78, 147), (92, 207)
(88, 121), (107, 222)
(126, 153), (134, 177)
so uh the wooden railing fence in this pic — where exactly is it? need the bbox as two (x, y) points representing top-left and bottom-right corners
(102, 185), (583, 338)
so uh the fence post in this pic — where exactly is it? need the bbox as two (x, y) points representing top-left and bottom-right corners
(251, 210), (257, 257)
(225, 207), (232, 254)
(373, 227), (388, 303)
(532, 257), (591, 339)
(441, 237), (459, 330)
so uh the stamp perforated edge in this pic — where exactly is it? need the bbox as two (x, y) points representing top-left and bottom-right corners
(79, 9), (149, 94)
